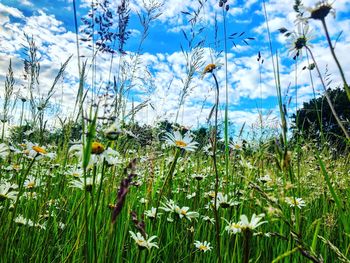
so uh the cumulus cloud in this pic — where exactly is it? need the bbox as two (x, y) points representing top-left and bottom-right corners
(0, 0), (349, 136)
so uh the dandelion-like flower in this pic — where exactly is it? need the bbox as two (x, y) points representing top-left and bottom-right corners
(129, 231), (159, 250)
(164, 130), (198, 151)
(194, 240), (212, 253)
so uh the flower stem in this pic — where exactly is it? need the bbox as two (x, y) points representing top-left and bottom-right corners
(211, 72), (222, 263)
(306, 46), (350, 140)
(154, 148), (180, 218)
(321, 18), (350, 102)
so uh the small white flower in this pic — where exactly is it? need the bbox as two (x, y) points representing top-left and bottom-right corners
(194, 240), (212, 253)
(285, 197), (306, 209)
(129, 231), (159, 250)
(224, 219), (242, 235)
(145, 207), (161, 219)
(239, 213), (267, 230)
(174, 206), (199, 221)
(164, 130), (198, 151)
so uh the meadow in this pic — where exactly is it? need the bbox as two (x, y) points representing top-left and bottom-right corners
(0, 0), (350, 262)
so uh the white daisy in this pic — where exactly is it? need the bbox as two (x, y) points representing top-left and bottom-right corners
(164, 130), (198, 151)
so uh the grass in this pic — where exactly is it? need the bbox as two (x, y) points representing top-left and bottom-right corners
(0, 0), (350, 262)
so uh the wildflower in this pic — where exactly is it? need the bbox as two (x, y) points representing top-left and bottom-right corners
(259, 174), (272, 183)
(32, 145), (47, 155)
(174, 206), (199, 221)
(202, 63), (216, 75)
(186, 192), (196, 199)
(0, 181), (18, 201)
(69, 174), (102, 191)
(202, 216), (215, 224)
(239, 213), (267, 231)
(24, 175), (42, 189)
(194, 240), (212, 253)
(224, 219), (242, 235)
(216, 192), (238, 208)
(306, 1), (335, 21)
(164, 130), (198, 151)
(145, 207), (161, 220)
(129, 231), (159, 250)
(191, 173), (207, 181)
(229, 140), (243, 150)
(288, 24), (314, 59)
(285, 197), (306, 209)
(91, 141), (105, 154)
(103, 148), (121, 165)
(160, 198), (177, 212)
(0, 143), (10, 159)
(104, 121), (122, 140)
(14, 215), (35, 227)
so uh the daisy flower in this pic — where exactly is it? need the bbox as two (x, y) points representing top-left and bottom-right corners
(69, 174), (102, 192)
(287, 24), (314, 59)
(24, 175), (42, 189)
(194, 240), (212, 253)
(129, 231), (159, 250)
(224, 219), (242, 235)
(285, 197), (306, 209)
(0, 181), (18, 201)
(164, 130), (198, 151)
(0, 143), (10, 159)
(145, 207), (161, 220)
(174, 206), (199, 221)
(239, 213), (267, 231)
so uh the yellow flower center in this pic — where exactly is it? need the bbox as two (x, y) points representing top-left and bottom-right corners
(203, 63), (216, 74)
(32, 146), (47, 154)
(181, 210), (187, 216)
(27, 181), (35, 188)
(199, 245), (207, 251)
(91, 142), (105, 154)
(175, 140), (187, 148)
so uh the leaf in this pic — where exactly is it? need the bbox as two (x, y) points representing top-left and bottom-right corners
(278, 27), (288, 34)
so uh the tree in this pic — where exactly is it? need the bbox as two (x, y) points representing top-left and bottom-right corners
(292, 87), (350, 150)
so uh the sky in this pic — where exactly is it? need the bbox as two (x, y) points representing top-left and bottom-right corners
(0, 0), (350, 138)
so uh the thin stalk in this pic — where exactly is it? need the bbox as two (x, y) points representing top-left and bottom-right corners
(321, 18), (350, 101)
(306, 46), (350, 140)
(211, 72), (222, 263)
(154, 148), (181, 219)
(222, 5), (229, 187)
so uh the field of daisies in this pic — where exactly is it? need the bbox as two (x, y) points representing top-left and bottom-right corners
(1, 0), (350, 262)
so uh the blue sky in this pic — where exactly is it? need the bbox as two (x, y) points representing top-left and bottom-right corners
(0, 0), (349, 137)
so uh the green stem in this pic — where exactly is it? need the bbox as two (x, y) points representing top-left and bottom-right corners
(306, 46), (350, 140)
(154, 148), (181, 218)
(211, 72), (222, 263)
(321, 18), (350, 102)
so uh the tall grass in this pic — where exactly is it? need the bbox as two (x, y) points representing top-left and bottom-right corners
(0, 1), (349, 263)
